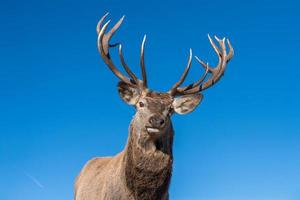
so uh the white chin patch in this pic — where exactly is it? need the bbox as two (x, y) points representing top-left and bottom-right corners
(146, 127), (160, 133)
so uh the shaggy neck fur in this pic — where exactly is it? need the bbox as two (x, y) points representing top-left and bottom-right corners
(124, 122), (174, 200)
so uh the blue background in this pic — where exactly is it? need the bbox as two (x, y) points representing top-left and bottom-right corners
(1, 0), (300, 199)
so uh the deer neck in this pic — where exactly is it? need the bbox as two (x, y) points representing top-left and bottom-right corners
(123, 120), (174, 200)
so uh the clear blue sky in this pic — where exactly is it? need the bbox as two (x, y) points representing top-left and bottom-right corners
(1, 0), (300, 199)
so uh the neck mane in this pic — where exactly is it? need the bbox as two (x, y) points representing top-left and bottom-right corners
(124, 123), (174, 200)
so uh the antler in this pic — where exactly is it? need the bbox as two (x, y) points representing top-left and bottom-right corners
(97, 13), (148, 89)
(168, 34), (234, 96)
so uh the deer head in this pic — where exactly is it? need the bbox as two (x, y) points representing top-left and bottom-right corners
(97, 13), (234, 151)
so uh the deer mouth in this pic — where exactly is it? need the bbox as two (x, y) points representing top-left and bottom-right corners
(146, 127), (160, 134)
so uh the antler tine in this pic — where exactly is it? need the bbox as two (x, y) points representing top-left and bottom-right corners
(170, 35), (234, 96)
(97, 13), (132, 85)
(208, 34), (222, 58)
(118, 44), (139, 84)
(140, 35), (148, 88)
(227, 39), (234, 61)
(168, 49), (193, 95)
(105, 16), (125, 49)
(96, 12), (109, 34)
(176, 56), (209, 93)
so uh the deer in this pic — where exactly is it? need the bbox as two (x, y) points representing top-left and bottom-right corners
(74, 13), (234, 200)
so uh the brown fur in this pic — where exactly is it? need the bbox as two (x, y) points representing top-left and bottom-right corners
(125, 124), (173, 200)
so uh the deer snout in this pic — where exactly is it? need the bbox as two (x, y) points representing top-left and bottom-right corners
(149, 115), (165, 128)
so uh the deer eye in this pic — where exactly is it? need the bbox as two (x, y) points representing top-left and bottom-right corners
(139, 102), (145, 107)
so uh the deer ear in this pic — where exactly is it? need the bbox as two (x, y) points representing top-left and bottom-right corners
(117, 81), (141, 105)
(173, 93), (203, 114)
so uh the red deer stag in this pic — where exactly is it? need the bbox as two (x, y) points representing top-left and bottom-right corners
(75, 13), (234, 200)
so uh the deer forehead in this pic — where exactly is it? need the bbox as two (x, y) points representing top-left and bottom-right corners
(141, 92), (173, 113)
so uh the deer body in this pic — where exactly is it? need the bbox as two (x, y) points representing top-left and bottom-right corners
(75, 13), (233, 200)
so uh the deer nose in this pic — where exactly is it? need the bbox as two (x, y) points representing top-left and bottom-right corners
(149, 115), (165, 128)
